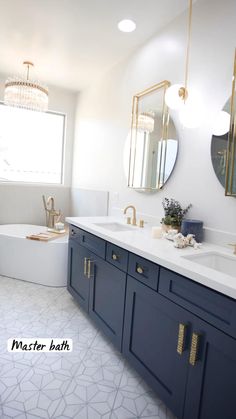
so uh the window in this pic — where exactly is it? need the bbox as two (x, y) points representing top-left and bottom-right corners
(0, 104), (65, 184)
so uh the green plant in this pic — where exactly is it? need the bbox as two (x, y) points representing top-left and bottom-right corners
(162, 215), (174, 226)
(161, 198), (192, 227)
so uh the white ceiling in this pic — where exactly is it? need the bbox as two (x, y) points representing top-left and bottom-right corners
(0, 0), (190, 91)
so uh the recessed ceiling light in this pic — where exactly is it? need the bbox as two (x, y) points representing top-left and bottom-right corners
(118, 19), (136, 33)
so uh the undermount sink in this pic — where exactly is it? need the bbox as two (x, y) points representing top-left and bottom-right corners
(94, 222), (134, 232)
(182, 252), (236, 279)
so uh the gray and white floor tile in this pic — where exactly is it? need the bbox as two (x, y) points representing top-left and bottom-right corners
(0, 276), (176, 419)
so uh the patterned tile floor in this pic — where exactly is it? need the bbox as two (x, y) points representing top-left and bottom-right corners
(0, 276), (176, 419)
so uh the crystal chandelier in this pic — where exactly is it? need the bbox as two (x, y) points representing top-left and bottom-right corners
(4, 61), (48, 112)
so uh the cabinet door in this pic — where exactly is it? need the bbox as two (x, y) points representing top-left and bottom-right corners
(89, 255), (127, 350)
(67, 240), (90, 312)
(184, 316), (236, 419)
(123, 276), (192, 419)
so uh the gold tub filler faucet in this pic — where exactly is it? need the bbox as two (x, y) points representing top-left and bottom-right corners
(42, 195), (61, 231)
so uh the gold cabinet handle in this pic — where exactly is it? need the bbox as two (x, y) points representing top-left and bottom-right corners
(112, 253), (119, 261)
(136, 266), (144, 274)
(177, 323), (187, 355)
(87, 259), (94, 279)
(84, 257), (88, 276)
(189, 332), (201, 366)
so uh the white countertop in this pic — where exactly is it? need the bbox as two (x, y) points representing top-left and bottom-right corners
(66, 216), (236, 300)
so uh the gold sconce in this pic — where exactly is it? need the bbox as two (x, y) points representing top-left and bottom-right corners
(165, 0), (193, 110)
(165, 0), (202, 128)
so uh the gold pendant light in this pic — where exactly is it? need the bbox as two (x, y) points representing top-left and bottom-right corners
(165, 0), (193, 110)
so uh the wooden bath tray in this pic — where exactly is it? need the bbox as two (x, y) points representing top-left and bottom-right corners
(26, 231), (67, 242)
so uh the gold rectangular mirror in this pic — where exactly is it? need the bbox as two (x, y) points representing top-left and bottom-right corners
(225, 49), (236, 196)
(128, 81), (178, 192)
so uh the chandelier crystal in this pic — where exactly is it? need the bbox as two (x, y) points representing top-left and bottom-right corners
(4, 61), (48, 112)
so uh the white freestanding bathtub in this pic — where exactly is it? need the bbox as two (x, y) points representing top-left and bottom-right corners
(0, 224), (68, 287)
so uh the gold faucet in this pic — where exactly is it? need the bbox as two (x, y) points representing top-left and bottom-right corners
(124, 205), (137, 226)
(42, 195), (61, 230)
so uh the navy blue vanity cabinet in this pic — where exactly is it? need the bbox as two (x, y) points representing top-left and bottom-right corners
(67, 226), (127, 350)
(183, 315), (236, 419)
(67, 240), (90, 312)
(159, 266), (236, 419)
(88, 254), (127, 350)
(67, 224), (236, 419)
(123, 275), (193, 419)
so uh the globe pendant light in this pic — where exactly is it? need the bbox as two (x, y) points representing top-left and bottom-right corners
(4, 61), (48, 112)
(165, 0), (193, 111)
(212, 111), (231, 136)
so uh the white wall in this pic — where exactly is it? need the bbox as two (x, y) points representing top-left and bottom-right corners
(0, 74), (77, 224)
(72, 0), (236, 234)
(71, 188), (109, 217)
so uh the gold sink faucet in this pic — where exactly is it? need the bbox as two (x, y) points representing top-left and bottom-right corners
(124, 205), (137, 226)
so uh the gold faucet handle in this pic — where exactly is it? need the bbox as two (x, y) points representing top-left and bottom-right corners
(139, 219), (144, 228)
(228, 244), (236, 255)
(126, 216), (131, 225)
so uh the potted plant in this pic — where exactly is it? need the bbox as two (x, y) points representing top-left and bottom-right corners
(161, 198), (192, 232)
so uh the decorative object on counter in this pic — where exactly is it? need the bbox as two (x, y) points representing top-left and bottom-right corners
(151, 226), (163, 239)
(4, 61), (48, 112)
(161, 198), (192, 231)
(164, 228), (179, 241)
(181, 219), (203, 243)
(173, 233), (202, 250)
(42, 195), (61, 232)
(55, 222), (65, 233)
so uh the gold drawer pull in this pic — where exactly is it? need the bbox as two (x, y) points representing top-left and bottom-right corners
(189, 332), (201, 366)
(84, 257), (88, 276)
(112, 253), (119, 261)
(177, 323), (187, 355)
(87, 259), (94, 279)
(136, 266), (144, 274)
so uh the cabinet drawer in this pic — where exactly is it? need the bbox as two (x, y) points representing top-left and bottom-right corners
(106, 242), (128, 272)
(128, 253), (159, 290)
(69, 225), (106, 259)
(159, 267), (236, 338)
